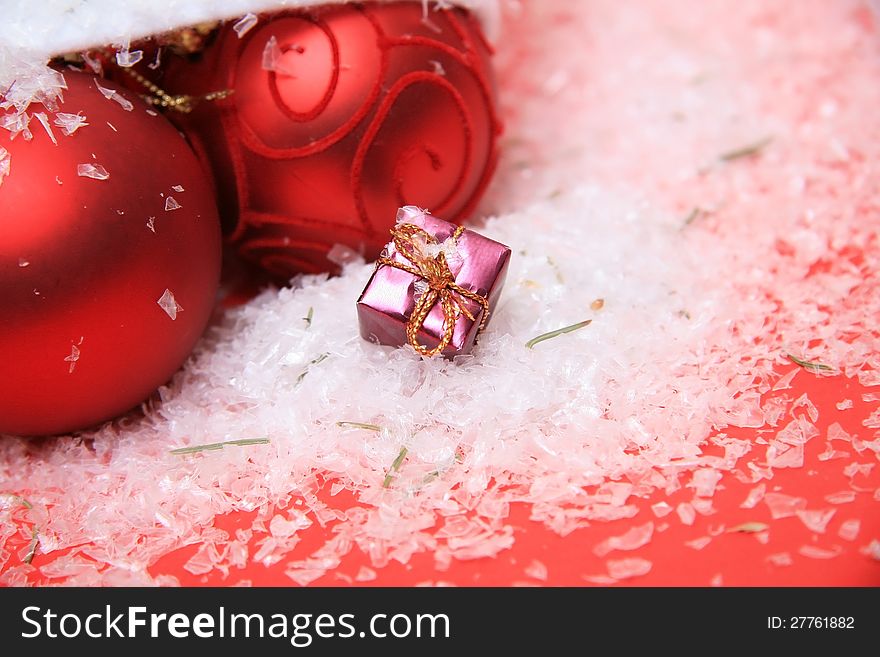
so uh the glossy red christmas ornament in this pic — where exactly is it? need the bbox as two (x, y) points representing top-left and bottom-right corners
(0, 71), (221, 436)
(160, 2), (501, 277)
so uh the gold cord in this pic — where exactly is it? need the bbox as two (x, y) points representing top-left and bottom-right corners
(124, 68), (233, 114)
(376, 224), (490, 358)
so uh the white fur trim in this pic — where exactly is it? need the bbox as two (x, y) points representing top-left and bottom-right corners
(0, 0), (500, 59)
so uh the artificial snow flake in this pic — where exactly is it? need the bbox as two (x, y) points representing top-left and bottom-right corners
(165, 196), (181, 211)
(1, 111), (32, 140)
(794, 509), (836, 534)
(64, 344), (80, 373)
(355, 566), (377, 582)
(234, 13), (258, 38)
(843, 462), (874, 481)
(269, 511), (311, 537)
(146, 217), (156, 233)
(115, 48), (144, 68)
(171, 184), (184, 192)
(77, 163), (109, 180)
(593, 522), (653, 557)
(396, 205), (429, 223)
(81, 51), (102, 75)
(53, 112), (88, 136)
(772, 368), (799, 391)
(837, 519), (860, 541)
(791, 393), (819, 422)
(824, 490), (856, 505)
(262, 36), (297, 76)
(524, 559), (548, 581)
(0, 147), (9, 186)
(419, 0), (447, 33)
(685, 536), (712, 550)
(798, 545), (842, 560)
(854, 437), (880, 454)
(740, 483), (766, 509)
(862, 540), (880, 561)
(33, 112), (56, 144)
(326, 244), (362, 267)
(607, 558), (652, 580)
(18, 258), (28, 267)
(0, 60), (66, 119)
(157, 289), (183, 320)
(827, 423), (853, 443)
(764, 492), (807, 519)
(863, 408), (880, 429)
(818, 443), (850, 461)
(766, 439), (804, 468)
(691, 498), (715, 516)
(690, 468), (722, 497)
(183, 543), (216, 576)
(148, 49), (163, 70)
(767, 553), (793, 567)
(95, 81), (134, 111)
(676, 502), (696, 526)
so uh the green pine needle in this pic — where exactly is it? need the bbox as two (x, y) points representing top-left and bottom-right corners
(683, 207), (704, 226)
(786, 354), (833, 372)
(336, 421), (382, 431)
(423, 450), (466, 485)
(296, 352), (330, 385)
(526, 319), (592, 349)
(170, 438), (270, 455)
(1, 494), (32, 509)
(546, 256), (565, 284)
(391, 447), (408, 470)
(719, 136), (773, 162)
(727, 522), (769, 534)
(24, 527), (38, 564)
(383, 447), (408, 488)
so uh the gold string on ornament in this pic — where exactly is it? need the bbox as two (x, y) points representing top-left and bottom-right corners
(123, 68), (233, 114)
(376, 223), (490, 358)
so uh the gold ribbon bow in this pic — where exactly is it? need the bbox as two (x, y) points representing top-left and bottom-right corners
(377, 223), (490, 357)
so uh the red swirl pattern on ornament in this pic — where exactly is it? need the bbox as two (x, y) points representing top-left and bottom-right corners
(351, 70), (474, 233)
(268, 27), (339, 123)
(232, 13), (384, 159)
(163, 3), (501, 277)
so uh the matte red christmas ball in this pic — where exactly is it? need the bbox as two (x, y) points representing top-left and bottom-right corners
(160, 2), (501, 277)
(0, 70), (221, 436)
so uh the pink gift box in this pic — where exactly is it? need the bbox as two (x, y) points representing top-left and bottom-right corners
(357, 207), (511, 357)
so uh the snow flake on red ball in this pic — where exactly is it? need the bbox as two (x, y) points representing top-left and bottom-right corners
(157, 289), (184, 320)
(76, 162), (109, 180)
